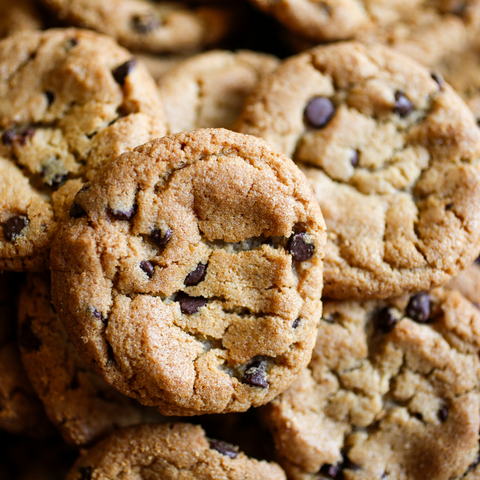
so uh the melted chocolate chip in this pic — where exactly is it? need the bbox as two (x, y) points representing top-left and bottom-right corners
(208, 439), (239, 459)
(431, 72), (444, 91)
(393, 91), (413, 117)
(140, 260), (155, 278)
(131, 13), (161, 33)
(242, 360), (269, 388)
(1, 130), (15, 145)
(376, 307), (397, 333)
(4, 215), (28, 241)
(78, 466), (92, 480)
(176, 292), (207, 314)
(70, 201), (86, 218)
(112, 59), (137, 86)
(287, 231), (314, 262)
(45, 90), (55, 105)
(319, 463), (342, 479)
(19, 316), (42, 352)
(406, 292), (431, 323)
(150, 228), (172, 249)
(351, 150), (359, 167)
(304, 96), (335, 128)
(110, 205), (136, 221)
(292, 318), (301, 328)
(438, 405), (448, 422)
(185, 263), (207, 286)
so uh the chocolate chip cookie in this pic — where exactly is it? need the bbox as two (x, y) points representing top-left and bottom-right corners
(0, 0), (42, 39)
(159, 50), (279, 133)
(66, 423), (286, 480)
(51, 128), (326, 415)
(39, 0), (240, 54)
(0, 28), (166, 271)
(446, 259), (480, 306)
(237, 42), (480, 299)
(265, 288), (480, 480)
(18, 273), (168, 447)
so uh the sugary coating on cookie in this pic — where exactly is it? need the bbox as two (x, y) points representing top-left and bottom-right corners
(237, 42), (480, 299)
(265, 288), (480, 480)
(38, 0), (240, 54)
(0, 273), (53, 438)
(18, 273), (168, 447)
(66, 423), (286, 480)
(0, 28), (166, 270)
(51, 128), (326, 415)
(159, 50), (279, 133)
(0, 0), (42, 39)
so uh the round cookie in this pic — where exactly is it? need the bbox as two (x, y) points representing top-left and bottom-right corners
(0, 273), (53, 438)
(50, 128), (327, 415)
(237, 42), (480, 299)
(66, 423), (286, 480)
(159, 50), (279, 134)
(18, 273), (169, 447)
(136, 53), (190, 82)
(38, 0), (240, 55)
(446, 259), (480, 305)
(265, 288), (480, 480)
(0, 28), (166, 271)
(0, 0), (42, 39)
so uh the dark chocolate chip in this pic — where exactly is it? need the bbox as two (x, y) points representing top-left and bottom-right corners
(176, 292), (207, 314)
(150, 228), (172, 249)
(110, 205), (136, 221)
(376, 307), (397, 334)
(414, 412), (423, 421)
(242, 360), (269, 388)
(208, 439), (238, 459)
(319, 463), (342, 479)
(140, 260), (155, 278)
(263, 238), (274, 247)
(78, 466), (92, 480)
(446, 203), (454, 210)
(185, 263), (207, 286)
(4, 215), (28, 241)
(112, 59), (137, 86)
(406, 292), (431, 323)
(287, 231), (314, 262)
(475, 255), (480, 265)
(431, 72), (444, 91)
(1, 130), (15, 145)
(438, 405), (448, 422)
(18, 127), (35, 145)
(70, 201), (86, 218)
(292, 318), (301, 328)
(393, 91), (413, 117)
(131, 13), (161, 33)
(304, 96), (335, 129)
(92, 309), (107, 323)
(65, 38), (78, 50)
(45, 90), (55, 106)
(343, 458), (360, 471)
(19, 316), (42, 352)
(351, 150), (359, 167)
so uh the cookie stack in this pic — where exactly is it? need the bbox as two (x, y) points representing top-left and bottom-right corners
(2, 1), (480, 480)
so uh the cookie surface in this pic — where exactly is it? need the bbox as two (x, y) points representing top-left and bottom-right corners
(39, 0), (239, 54)
(51, 128), (326, 415)
(159, 50), (279, 133)
(66, 423), (286, 480)
(237, 42), (480, 299)
(446, 260), (480, 306)
(265, 288), (480, 480)
(0, 28), (166, 270)
(0, 0), (42, 39)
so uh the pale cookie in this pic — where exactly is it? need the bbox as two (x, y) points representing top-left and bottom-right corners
(0, 28), (166, 271)
(237, 42), (480, 299)
(446, 259), (480, 306)
(0, 0), (42, 39)
(159, 50), (279, 133)
(51, 128), (326, 415)
(136, 53), (189, 82)
(38, 0), (240, 54)
(66, 423), (286, 480)
(18, 273), (168, 447)
(265, 288), (480, 480)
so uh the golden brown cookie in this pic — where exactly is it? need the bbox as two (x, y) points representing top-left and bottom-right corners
(0, 0), (42, 39)
(237, 42), (480, 299)
(51, 128), (326, 415)
(446, 259), (480, 306)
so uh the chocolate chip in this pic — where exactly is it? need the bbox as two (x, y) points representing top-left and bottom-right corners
(475, 255), (480, 265)
(376, 307), (397, 333)
(45, 91), (55, 105)
(70, 201), (86, 218)
(140, 260), (155, 278)
(92, 309), (107, 323)
(466, 451), (480, 474)
(112, 59), (137, 86)
(176, 292), (207, 314)
(65, 38), (78, 50)
(150, 228), (172, 249)
(319, 463), (342, 479)
(185, 263), (207, 286)
(208, 439), (238, 459)
(292, 318), (301, 328)
(438, 405), (448, 422)
(446, 203), (454, 210)
(242, 360), (269, 388)
(351, 150), (359, 167)
(110, 205), (136, 221)
(18, 127), (35, 146)
(343, 458), (360, 471)
(393, 91), (413, 117)
(474, 302), (480, 310)
(304, 96), (335, 128)
(78, 466), (92, 480)
(19, 316), (42, 352)
(431, 72), (444, 91)
(1, 130), (15, 145)
(414, 412), (423, 421)
(287, 232), (314, 262)
(131, 13), (161, 33)
(4, 215), (28, 241)
(406, 292), (431, 323)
